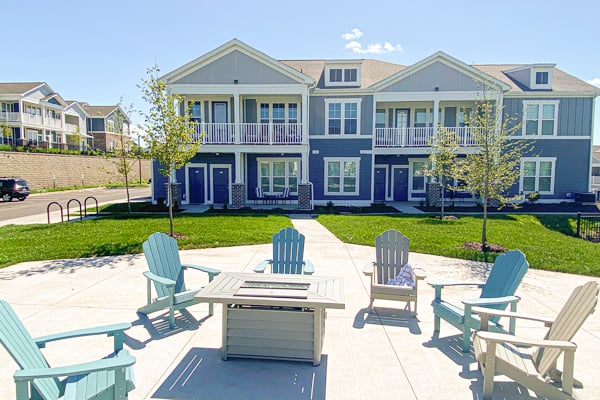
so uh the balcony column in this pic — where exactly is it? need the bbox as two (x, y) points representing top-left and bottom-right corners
(234, 151), (242, 183)
(301, 93), (308, 145)
(432, 98), (440, 139)
(233, 92), (240, 144)
(301, 151), (309, 184)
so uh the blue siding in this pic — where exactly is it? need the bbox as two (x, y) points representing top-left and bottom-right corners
(90, 118), (105, 132)
(246, 153), (302, 201)
(309, 138), (372, 202)
(503, 97), (594, 136)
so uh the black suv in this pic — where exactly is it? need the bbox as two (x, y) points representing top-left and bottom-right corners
(0, 178), (30, 202)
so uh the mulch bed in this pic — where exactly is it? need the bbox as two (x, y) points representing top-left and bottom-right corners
(462, 241), (508, 253)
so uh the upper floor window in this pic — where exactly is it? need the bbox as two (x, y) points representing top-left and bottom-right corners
(523, 101), (559, 136)
(375, 109), (386, 129)
(325, 99), (361, 135)
(190, 101), (202, 123)
(259, 103), (299, 124)
(414, 108), (432, 128)
(535, 71), (549, 85)
(325, 65), (361, 87)
(106, 120), (115, 132)
(530, 68), (553, 89)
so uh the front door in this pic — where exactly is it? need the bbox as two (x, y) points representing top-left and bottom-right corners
(393, 167), (408, 201)
(374, 167), (386, 202)
(189, 167), (205, 204)
(395, 109), (410, 146)
(212, 167), (230, 205)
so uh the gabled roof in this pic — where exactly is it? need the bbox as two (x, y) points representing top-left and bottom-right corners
(82, 105), (120, 118)
(64, 101), (90, 117)
(0, 82), (46, 96)
(161, 38), (314, 85)
(41, 92), (67, 107)
(371, 51), (512, 92)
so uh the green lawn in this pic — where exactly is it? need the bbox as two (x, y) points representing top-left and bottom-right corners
(0, 214), (291, 268)
(316, 214), (600, 277)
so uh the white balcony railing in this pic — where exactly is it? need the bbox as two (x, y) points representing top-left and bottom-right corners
(47, 118), (62, 128)
(192, 122), (304, 145)
(65, 123), (79, 133)
(374, 127), (481, 148)
(0, 112), (20, 122)
(21, 113), (44, 126)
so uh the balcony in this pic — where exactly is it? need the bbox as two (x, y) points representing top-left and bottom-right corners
(192, 122), (304, 145)
(374, 127), (481, 148)
(0, 112), (20, 122)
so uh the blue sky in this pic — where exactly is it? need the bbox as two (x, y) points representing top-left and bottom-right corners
(2, 0), (599, 142)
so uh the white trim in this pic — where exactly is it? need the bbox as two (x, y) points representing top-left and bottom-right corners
(522, 100), (559, 136)
(408, 158), (430, 199)
(170, 84), (308, 96)
(520, 157), (556, 195)
(511, 135), (591, 140)
(324, 98), (362, 135)
(209, 164), (232, 204)
(530, 67), (553, 90)
(184, 163), (208, 205)
(256, 157), (301, 195)
(309, 135), (370, 139)
(323, 157), (360, 196)
(324, 64), (361, 87)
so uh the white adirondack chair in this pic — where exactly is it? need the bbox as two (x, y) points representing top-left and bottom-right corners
(473, 281), (599, 400)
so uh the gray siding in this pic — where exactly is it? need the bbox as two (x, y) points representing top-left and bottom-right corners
(174, 50), (298, 85)
(505, 69), (530, 88)
(309, 95), (373, 135)
(381, 61), (481, 92)
(308, 138), (372, 202)
(503, 97), (594, 136)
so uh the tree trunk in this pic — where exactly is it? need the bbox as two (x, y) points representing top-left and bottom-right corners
(482, 195), (488, 251)
(124, 171), (131, 215)
(168, 183), (174, 236)
(440, 177), (445, 219)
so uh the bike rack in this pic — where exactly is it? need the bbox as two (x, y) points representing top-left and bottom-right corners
(47, 202), (64, 224)
(84, 196), (98, 217)
(66, 199), (83, 222)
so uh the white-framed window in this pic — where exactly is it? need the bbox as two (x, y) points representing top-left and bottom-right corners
(108, 140), (115, 151)
(258, 102), (299, 124)
(258, 158), (300, 194)
(410, 159), (430, 193)
(535, 71), (548, 85)
(520, 157), (556, 194)
(530, 68), (553, 89)
(523, 101), (559, 136)
(325, 99), (361, 135)
(106, 119), (115, 132)
(189, 101), (202, 123)
(325, 65), (361, 86)
(324, 157), (360, 195)
(375, 109), (386, 129)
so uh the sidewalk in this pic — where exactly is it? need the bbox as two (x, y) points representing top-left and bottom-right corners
(0, 216), (598, 399)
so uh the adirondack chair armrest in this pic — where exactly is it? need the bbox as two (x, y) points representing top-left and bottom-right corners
(472, 306), (555, 328)
(303, 259), (315, 275)
(254, 259), (273, 273)
(475, 331), (577, 351)
(34, 322), (132, 348)
(143, 271), (176, 287)
(13, 349), (136, 381)
(363, 263), (375, 276)
(413, 267), (426, 280)
(462, 295), (520, 307)
(428, 281), (485, 288)
(182, 263), (222, 278)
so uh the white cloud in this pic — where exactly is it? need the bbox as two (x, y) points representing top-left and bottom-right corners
(341, 28), (363, 41)
(341, 30), (402, 55)
(587, 78), (600, 87)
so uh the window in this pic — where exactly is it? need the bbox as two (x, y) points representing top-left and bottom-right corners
(375, 109), (386, 129)
(324, 158), (359, 195)
(325, 99), (361, 135)
(288, 104), (298, 123)
(536, 71), (549, 85)
(521, 157), (555, 194)
(325, 65), (361, 86)
(411, 160), (429, 192)
(106, 120), (115, 132)
(258, 159), (300, 194)
(258, 103), (298, 124)
(523, 101), (558, 136)
(414, 109), (430, 128)
(260, 103), (270, 123)
(190, 101), (201, 122)
(459, 108), (472, 127)
(272, 103), (285, 124)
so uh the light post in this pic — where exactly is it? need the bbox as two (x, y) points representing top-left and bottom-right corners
(138, 135), (142, 184)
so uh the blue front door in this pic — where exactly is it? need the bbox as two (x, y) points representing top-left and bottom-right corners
(393, 168), (408, 201)
(374, 167), (386, 202)
(212, 167), (229, 204)
(189, 167), (205, 204)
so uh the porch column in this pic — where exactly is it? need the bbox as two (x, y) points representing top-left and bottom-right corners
(234, 151), (242, 183)
(301, 151), (309, 184)
(432, 98), (440, 137)
(301, 93), (308, 145)
(233, 92), (240, 144)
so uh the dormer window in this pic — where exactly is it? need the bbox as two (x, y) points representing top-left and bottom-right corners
(535, 71), (549, 85)
(325, 63), (361, 87)
(530, 66), (553, 90)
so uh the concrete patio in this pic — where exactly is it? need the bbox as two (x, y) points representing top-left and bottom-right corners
(0, 215), (598, 399)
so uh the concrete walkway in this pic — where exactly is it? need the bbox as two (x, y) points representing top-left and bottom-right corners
(0, 216), (599, 399)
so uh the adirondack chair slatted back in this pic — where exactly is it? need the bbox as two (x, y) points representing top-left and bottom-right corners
(272, 227), (305, 274)
(479, 250), (529, 321)
(143, 232), (186, 298)
(0, 300), (61, 400)
(533, 281), (599, 376)
(375, 230), (409, 284)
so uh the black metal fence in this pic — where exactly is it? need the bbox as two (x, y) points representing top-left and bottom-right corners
(576, 212), (600, 242)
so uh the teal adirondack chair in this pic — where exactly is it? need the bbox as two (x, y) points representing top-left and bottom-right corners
(254, 227), (314, 274)
(138, 232), (221, 329)
(0, 300), (135, 400)
(429, 249), (529, 352)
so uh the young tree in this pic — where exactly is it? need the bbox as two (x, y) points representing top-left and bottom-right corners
(1, 123), (11, 146)
(102, 102), (136, 214)
(458, 87), (533, 251)
(427, 127), (460, 219)
(66, 125), (84, 151)
(139, 65), (200, 236)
